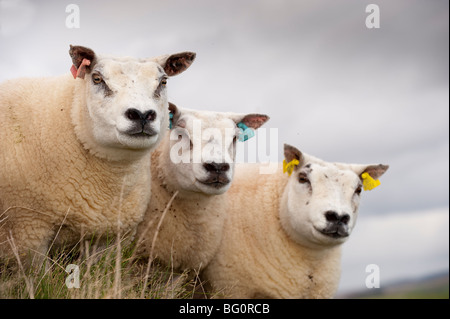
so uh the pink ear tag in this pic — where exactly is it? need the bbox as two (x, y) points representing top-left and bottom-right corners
(70, 65), (78, 79)
(70, 58), (91, 79)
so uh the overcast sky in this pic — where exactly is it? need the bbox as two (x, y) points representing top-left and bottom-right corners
(0, 0), (448, 295)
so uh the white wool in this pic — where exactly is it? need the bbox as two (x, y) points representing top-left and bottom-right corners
(202, 144), (388, 298)
(0, 46), (195, 267)
(136, 105), (269, 271)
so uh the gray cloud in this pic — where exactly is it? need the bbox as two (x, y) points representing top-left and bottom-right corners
(337, 208), (449, 294)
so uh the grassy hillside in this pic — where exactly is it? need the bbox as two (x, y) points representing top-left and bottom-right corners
(0, 236), (208, 299)
(2, 235), (447, 299)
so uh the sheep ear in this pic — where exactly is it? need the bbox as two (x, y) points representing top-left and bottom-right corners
(168, 102), (178, 117)
(284, 143), (303, 167)
(69, 45), (96, 79)
(154, 52), (196, 76)
(230, 113), (269, 142)
(235, 114), (270, 130)
(358, 164), (389, 180)
(168, 102), (184, 129)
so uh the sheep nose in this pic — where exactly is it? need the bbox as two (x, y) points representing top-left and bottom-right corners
(203, 162), (230, 174)
(325, 211), (350, 225)
(125, 108), (157, 125)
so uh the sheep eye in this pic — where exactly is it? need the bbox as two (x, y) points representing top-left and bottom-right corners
(154, 77), (167, 98)
(298, 173), (310, 184)
(92, 74), (103, 84)
(355, 185), (362, 195)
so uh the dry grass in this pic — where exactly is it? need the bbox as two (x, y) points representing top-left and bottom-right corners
(0, 233), (208, 299)
(1, 195), (207, 299)
(0, 182), (215, 299)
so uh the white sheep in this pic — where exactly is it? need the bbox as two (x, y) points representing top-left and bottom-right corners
(0, 45), (195, 267)
(136, 103), (269, 271)
(202, 143), (389, 298)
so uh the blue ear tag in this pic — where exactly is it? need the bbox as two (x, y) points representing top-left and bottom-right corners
(169, 112), (174, 129)
(237, 122), (255, 142)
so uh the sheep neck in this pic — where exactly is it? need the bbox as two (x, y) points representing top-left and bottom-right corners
(144, 139), (227, 270)
(150, 139), (216, 212)
(231, 165), (342, 298)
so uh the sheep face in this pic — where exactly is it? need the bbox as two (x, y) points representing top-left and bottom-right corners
(85, 57), (169, 151)
(280, 144), (389, 248)
(165, 104), (269, 195)
(69, 45), (195, 157)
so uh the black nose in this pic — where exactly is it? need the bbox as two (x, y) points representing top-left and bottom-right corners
(203, 162), (230, 174)
(125, 108), (157, 125)
(325, 211), (350, 225)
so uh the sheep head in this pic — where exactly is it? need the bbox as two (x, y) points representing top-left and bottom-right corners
(69, 45), (196, 161)
(280, 143), (389, 248)
(161, 103), (269, 195)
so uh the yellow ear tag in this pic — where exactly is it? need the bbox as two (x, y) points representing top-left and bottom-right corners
(361, 172), (381, 191)
(283, 159), (300, 176)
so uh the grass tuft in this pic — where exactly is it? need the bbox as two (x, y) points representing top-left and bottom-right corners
(0, 234), (208, 299)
